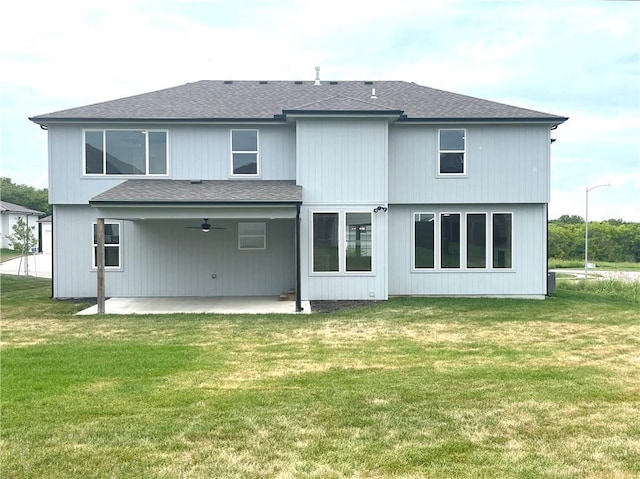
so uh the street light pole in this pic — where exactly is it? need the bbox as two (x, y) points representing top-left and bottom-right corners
(585, 184), (611, 279)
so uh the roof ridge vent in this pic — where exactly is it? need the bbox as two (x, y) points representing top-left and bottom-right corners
(259, 81), (268, 84)
(223, 80), (233, 84)
(314, 66), (321, 86)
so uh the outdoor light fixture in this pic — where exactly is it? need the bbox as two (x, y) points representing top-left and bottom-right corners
(373, 206), (387, 213)
(584, 183), (612, 278)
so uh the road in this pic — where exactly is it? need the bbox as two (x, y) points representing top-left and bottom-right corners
(552, 269), (640, 283)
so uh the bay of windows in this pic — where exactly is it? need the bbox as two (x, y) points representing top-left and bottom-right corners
(84, 130), (168, 176)
(413, 212), (512, 270)
(312, 212), (372, 274)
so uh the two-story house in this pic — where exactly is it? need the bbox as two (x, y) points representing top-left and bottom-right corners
(30, 79), (567, 309)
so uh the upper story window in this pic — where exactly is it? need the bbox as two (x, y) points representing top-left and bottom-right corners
(84, 130), (168, 176)
(438, 129), (466, 175)
(231, 129), (259, 176)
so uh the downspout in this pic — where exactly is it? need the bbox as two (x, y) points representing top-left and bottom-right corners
(295, 203), (302, 312)
(545, 203), (549, 296)
(51, 212), (54, 298)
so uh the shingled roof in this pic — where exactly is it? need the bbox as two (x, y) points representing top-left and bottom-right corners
(0, 201), (45, 216)
(90, 180), (302, 204)
(30, 80), (567, 123)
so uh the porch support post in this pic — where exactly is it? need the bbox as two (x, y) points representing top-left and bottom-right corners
(96, 217), (106, 314)
(295, 204), (302, 312)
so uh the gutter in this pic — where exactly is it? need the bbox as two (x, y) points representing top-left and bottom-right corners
(88, 200), (303, 207)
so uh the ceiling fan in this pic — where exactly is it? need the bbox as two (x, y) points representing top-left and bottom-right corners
(184, 219), (227, 233)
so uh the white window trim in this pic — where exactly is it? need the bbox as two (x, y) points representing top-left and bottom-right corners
(437, 128), (467, 177)
(230, 129), (260, 177)
(310, 210), (375, 276)
(82, 129), (169, 177)
(490, 212), (515, 270)
(91, 221), (122, 270)
(466, 212), (488, 269)
(439, 212), (462, 269)
(238, 222), (267, 250)
(411, 210), (514, 272)
(412, 212), (436, 271)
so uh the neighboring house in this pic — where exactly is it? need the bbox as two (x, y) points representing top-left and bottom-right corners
(0, 201), (44, 250)
(29, 78), (567, 305)
(38, 215), (53, 254)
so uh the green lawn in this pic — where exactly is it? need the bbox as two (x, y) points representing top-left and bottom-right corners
(0, 248), (22, 263)
(2, 275), (639, 478)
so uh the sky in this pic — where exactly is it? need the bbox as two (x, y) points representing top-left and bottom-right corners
(1, 0), (638, 221)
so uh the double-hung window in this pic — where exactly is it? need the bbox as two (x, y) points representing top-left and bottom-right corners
(231, 130), (259, 176)
(413, 211), (512, 270)
(92, 222), (121, 269)
(438, 129), (466, 175)
(312, 212), (372, 274)
(238, 222), (266, 250)
(84, 130), (168, 176)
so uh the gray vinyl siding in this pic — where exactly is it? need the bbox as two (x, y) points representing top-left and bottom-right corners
(170, 124), (295, 180)
(48, 124), (296, 204)
(389, 124), (550, 204)
(296, 118), (388, 204)
(299, 204), (388, 301)
(53, 205), (295, 298)
(387, 203), (547, 297)
(295, 118), (389, 300)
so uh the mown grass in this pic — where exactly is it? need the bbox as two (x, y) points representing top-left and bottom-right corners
(1, 274), (639, 478)
(0, 248), (22, 263)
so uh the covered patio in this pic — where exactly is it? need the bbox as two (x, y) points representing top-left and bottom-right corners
(77, 296), (312, 315)
(89, 179), (304, 312)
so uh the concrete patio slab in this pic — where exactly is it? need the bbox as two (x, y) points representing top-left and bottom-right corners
(76, 296), (312, 315)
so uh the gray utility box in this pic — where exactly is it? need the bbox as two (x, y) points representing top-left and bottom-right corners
(547, 271), (556, 295)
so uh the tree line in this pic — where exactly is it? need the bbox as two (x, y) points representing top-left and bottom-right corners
(549, 215), (640, 263)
